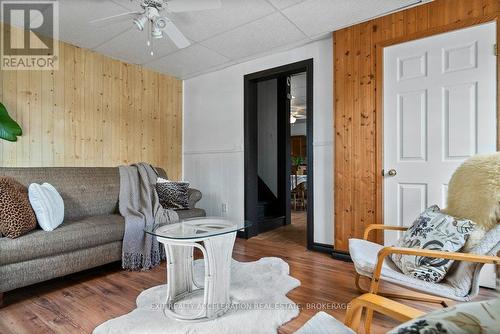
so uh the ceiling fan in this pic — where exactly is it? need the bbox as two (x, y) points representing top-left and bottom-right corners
(90, 0), (222, 55)
(290, 106), (306, 124)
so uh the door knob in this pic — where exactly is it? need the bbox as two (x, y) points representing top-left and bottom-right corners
(384, 169), (397, 176)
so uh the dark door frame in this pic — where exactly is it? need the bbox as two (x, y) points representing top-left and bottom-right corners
(242, 59), (314, 250)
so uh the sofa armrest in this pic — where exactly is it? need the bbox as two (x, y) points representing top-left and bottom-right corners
(187, 188), (202, 209)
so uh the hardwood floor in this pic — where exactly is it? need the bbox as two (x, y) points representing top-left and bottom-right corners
(254, 210), (307, 247)
(0, 233), (496, 334)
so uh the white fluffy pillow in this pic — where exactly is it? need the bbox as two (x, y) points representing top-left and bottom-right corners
(28, 183), (64, 231)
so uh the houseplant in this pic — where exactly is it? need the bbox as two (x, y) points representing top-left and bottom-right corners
(292, 156), (304, 175)
(0, 103), (22, 141)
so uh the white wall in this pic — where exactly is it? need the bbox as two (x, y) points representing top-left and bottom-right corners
(291, 121), (306, 136)
(183, 37), (334, 245)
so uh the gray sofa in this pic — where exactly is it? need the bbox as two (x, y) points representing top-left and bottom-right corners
(0, 167), (205, 301)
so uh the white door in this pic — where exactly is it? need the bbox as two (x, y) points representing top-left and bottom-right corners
(383, 22), (497, 285)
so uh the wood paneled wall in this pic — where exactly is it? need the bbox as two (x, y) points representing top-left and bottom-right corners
(333, 0), (500, 251)
(0, 33), (182, 179)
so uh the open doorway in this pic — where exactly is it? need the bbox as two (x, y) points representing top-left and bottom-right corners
(242, 59), (313, 250)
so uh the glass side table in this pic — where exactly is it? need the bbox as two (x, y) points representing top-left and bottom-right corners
(145, 217), (251, 322)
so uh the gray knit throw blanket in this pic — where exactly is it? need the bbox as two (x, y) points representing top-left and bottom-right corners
(119, 163), (179, 271)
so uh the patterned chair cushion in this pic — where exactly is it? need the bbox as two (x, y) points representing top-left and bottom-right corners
(391, 205), (475, 283)
(388, 298), (500, 334)
(349, 238), (470, 301)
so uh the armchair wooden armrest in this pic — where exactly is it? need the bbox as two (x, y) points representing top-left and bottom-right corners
(363, 224), (408, 240)
(345, 293), (424, 331)
(370, 246), (500, 293)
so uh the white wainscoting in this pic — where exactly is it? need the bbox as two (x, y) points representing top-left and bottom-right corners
(184, 149), (244, 221)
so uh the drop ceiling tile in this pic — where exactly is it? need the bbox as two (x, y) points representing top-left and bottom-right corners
(55, 0), (135, 49)
(144, 44), (229, 78)
(282, 0), (421, 38)
(94, 27), (178, 65)
(200, 12), (307, 60)
(109, 0), (140, 11)
(267, 0), (306, 9)
(168, 0), (276, 42)
(15, 0), (430, 78)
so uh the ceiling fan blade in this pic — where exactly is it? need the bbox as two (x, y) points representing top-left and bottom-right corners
(167, 0), (221, 13)
(89, 11), (141, 26)
(162, 19), (191, 49)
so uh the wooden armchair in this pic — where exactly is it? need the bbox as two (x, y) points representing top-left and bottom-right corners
(295, 292), (424, 334)
(349, 224), (499, 333)
(296, 292), (499, 334)
(349, 153), (500, 333)
(359, 224), (500, 300)
(344, 293), (424, 332)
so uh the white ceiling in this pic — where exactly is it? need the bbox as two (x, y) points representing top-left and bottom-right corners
(37, 0), (428, 79)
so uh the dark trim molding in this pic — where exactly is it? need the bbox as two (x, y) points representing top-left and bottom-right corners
(311, 242), (333, 254)
(331, 250), (352, 262)
(312, 244), (352, 263)
(243, 59), (315, 250)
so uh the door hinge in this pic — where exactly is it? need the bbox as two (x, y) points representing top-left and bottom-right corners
(494, 44), (497, 56)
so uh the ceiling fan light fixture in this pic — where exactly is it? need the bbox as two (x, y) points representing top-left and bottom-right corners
(133, 14), (148, 31)
(152, 27), (163, 38)
(154, 16), (168, 30)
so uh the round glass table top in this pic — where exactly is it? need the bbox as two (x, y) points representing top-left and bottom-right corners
(144, 216), (251, 240)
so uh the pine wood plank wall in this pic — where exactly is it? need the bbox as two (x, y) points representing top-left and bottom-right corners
(0, 37), (182, 179)
(333, 0), (500, 252)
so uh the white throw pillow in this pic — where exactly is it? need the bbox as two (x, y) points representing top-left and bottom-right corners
(28, 183), (64, 231)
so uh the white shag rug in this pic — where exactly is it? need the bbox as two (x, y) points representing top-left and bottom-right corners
(94, 257), (301, 334)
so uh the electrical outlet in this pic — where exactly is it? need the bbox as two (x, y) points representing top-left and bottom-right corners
(221, 203), (228, 214)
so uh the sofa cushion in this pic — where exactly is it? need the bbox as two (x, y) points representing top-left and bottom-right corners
(0, 214), (124, 265)
(0, 241), (122, 293)
(0, 168), (120, 221)
(177, 208), (206, 220)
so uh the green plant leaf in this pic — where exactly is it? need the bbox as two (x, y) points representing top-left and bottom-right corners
(0, 130), (17, 142)
(0, 102), (22, 141)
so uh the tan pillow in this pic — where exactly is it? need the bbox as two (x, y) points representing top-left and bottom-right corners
(0, 177), (37, 238)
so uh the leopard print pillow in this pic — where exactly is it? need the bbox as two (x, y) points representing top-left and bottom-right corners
(0, 177), (37, 238)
